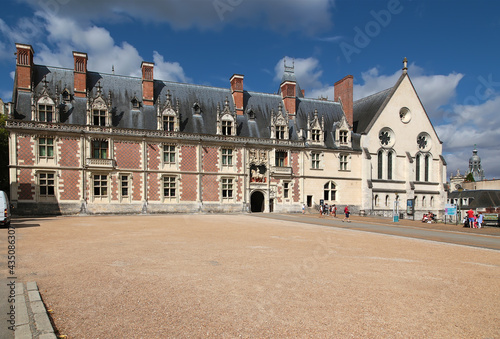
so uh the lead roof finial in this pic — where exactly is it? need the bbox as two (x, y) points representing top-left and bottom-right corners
(403, 57), (408, 73)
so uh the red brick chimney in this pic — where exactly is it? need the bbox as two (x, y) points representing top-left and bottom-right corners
(73, 51), (88, 98)
(280, 80), (296, 118)
(15, 43), (34, 92)
(230, 74), (244, 115)
(141, 61), (154, 106)
(334, 75), (353, 127)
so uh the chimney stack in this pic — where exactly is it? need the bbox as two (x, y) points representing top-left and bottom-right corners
(334, 75), (354, 127)
(73, 51), (88, 98)
(141, 61), (154, 106)
(280, 60), (297, 118)
(230, 74), (244, 115)
(15, 43), (34, 92)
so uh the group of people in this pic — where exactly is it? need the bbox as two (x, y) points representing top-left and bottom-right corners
(318, 203), (337, 217)
(421, 211), (436, 223)
(464, 209), (483, 228)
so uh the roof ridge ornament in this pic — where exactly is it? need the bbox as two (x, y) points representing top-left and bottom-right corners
(403, 57), (408, 74)
(284, 57), (295, 74)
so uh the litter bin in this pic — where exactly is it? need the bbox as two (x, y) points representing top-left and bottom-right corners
(399, 213), (404, 220)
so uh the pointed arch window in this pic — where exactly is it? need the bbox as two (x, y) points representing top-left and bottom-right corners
(425, 154), (430, 182)
(415, 154), (421, 181)
(378, 150), (383, 179)
(387, 151), (393, 180)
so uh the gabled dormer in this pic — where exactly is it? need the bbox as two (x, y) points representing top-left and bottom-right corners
(334, 115), (351, 148)
(217, 97), (236, 136)
(87, 81), (112, 127)
(157, 89), (180, 132)
(32, 75), (59, 123)
(307, 109), (325, 145)
(271, 102), (289, 140)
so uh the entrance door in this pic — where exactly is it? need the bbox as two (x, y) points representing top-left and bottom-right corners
(251, 191), (265, 212)
(307, 195), (313, 207)
(269, 198), (274, 213)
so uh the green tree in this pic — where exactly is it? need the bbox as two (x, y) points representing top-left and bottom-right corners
(0, 114), (9, 193)
(465, 172), (475, 182)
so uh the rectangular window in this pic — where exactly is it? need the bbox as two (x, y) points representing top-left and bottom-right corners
(339, 130), (348, 144)
(39, 172), (55, 197)
(275, 151), (287, 167)
(163, 145), (176, 164)
(222, 120), (232, 136)
(92, 140), (108, 159)
(283, 182), (289, 199)
(311, 152), (320, 169)
(312, 129), (321, 141)
(121, 175), (129, 197)
(340, 154), (348, 171)
(276, 125), (285, 140)
(222, 148), (233, 166)
(222, 178), (233, 199)
(39, 104), (53, 122)
(163, 116), (175, 131)
(93, 174), (108, 197)
(39, 137), (54, 157)
(163, 176), (176, 198)
(93, 109), (107, 126)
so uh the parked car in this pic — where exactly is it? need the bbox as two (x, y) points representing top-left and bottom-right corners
(0, 190), (11, 227)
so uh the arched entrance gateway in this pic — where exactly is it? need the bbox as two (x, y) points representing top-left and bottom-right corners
(250, 191), (265, 212)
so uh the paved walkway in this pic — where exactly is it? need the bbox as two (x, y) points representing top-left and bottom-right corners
(255, 213), (500, 251)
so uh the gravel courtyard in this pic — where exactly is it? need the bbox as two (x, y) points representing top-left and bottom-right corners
(13, 214), (500, 338)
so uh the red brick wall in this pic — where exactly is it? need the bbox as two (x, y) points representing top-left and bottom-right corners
(202, 176), (219, 202)
(293, 178), (300, 203)
(148, 144), (160, 171)
(180, 174), (197, 201)
(147, 173), (160, 201)
(74, 72), (87, 98)
(179, 146), (197, 172)
(58, 138), (80, 167)
(115, 142), (141, 169)
(202, 146), (218, 172)
(111, 174), (119, 201)
(18, 168), (34, 200)
(334, 75), (353, 126)
(132, 172), (142, 201)
(291, 152), (300, 174)
(17, 136), (34, 165)
(16, 65), (32, 91)
(60, 171), (81, 200)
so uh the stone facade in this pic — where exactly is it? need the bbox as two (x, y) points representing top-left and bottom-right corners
(5, 44), (445, 217)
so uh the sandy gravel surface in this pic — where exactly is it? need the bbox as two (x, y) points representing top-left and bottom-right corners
(11, 214), (500, 338)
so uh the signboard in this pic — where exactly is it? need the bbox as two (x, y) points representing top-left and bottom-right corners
(406, 199), (414, 215)
(444, 204), (457, 216)
(483, 213), (499, 226)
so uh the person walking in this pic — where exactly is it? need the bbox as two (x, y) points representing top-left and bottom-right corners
(302, 203), (305, 214)
(477, 213), (483, 228)
(333, 204), (337, 218)
(343, 205), (350, 222)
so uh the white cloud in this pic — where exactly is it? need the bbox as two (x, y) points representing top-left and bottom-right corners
(274, 57), (323, 90)
(21, 0), (335, 34)
(15, 13), (190, 82)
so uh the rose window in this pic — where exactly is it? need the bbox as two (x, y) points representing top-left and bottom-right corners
(379, 131), (390, 145)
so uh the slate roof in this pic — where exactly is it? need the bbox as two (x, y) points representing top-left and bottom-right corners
(13, 64), (361, 151)
(352, 87), (392, 134)
(448, 190), (500, 209)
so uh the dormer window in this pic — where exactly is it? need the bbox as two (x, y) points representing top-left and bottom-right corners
(276, 125), (286, 139)
(217, 97), (236, 136)
(131, 97), (140, 109)
(311, 129), (321, 141)
(62, 89), (71, 102)
(222, 120), (233, 136)
(193, 102), (201, 115)
(157, 90), (180, 132)
(93, 109), (107, 126)
(307, 109), (325, 144)
(339, 130), (348, 145)
(39, 103), (54, 122)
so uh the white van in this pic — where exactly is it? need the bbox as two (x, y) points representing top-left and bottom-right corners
(0, 190), (11, 227)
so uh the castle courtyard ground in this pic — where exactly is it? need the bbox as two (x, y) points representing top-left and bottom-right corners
(7, 214), (500, 338)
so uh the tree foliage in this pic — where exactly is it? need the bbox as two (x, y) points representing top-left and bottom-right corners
(465, 172), (475, 182)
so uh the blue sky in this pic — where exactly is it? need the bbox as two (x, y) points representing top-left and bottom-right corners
(1, 0), (499, 180)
